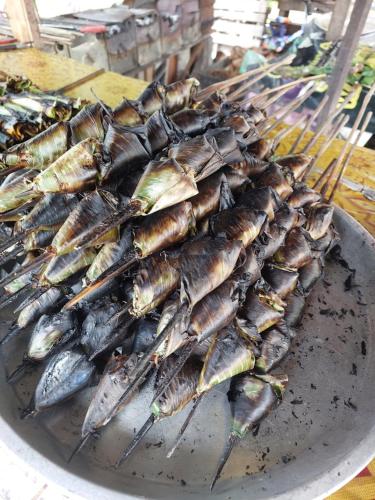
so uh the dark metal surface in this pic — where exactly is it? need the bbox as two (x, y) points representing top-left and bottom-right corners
(0, 206), (374, 499)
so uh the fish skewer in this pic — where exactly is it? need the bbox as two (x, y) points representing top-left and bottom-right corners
(210, 373), (288, 490)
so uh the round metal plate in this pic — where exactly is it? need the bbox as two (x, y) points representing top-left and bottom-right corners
(0, 206), (374, 499)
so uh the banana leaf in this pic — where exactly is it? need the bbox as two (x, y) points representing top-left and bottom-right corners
(273, 228), (313, 269)
(112, 99), (145, 127)
(138, 81), (165, 115)
(239, 286), (285, 334)
(40, 247), (97, 286)
(152, 356), (202, 419)
(262, 263), (299, 298)
(70, 103), (107, 145)
(305, 203), (334, 241)
(288, 183), (322, 208)
(0, 121), (69, 172)
(170, 108), (215, 135)
(101, 122), (150, 182)
(255, 163), (294, 200)
(142, 110), (179, 155)
(80, 353), (139, 442)
(86, 225), (133, 283)
(81, 300), (131, 359)
(255, 326), (291, 373)
(0, 169), (38, 213)
(164, 78), (199, 114)
(237, 186), (281, 222)
(284, 291), (305, 327)
(210, 372), (287, 490)
(274, 204), (306, 232)
(133, 201), (195, 258)
(221, 167), (250, 193)
(247, 138), (272, 160)
(310, 225), (339, 254)
(33, 138), (103, 194)
(114, 356), (201, 467)
(197, 325), (255, 394)
(52, 191), (121, 255)
(299, 257), (324, 294)
(16, 287), (63, 330)
(210, 207), (267, 248)
(132, 158), (198, 214)
(275, 153), (312, 181)
(189, 172), (234, 222)
(180, 237), (243, 309)
(19, 193), (78, 233)
(131, 252), (180, 317)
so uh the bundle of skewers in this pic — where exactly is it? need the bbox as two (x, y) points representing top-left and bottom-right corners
(0, 67), (372, 491)
(0, 71), (83, 150)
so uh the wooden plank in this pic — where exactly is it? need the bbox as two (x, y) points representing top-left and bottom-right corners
(278, 0), (334, 12)
(214, 10), (266, 23)
(213, 19), (264, 38)
(4, 0), (42, 46)
(327, 0), (351, 41)
(319, 0), (373, 125)
(0, 48), (147, 106)
(145, 65), (155, 82)
(212, 31), (261, 48)
(214, 0), (267, 13)
(165, 53), (178, 84)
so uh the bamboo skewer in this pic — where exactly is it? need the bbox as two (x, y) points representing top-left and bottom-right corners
(302, 113), (350, 181)
(226, 56), (294, 102)
(272, 114), (307, 149)
(328, 110), (373, 202)
(289, 95), (329, 154)
(195, 56), (292, 102)
(241, 74), (325, 106)
(258, 84), (301, 109)
(264, 85), (315, 135)
(313, 158), (338, 191)
(320, 81), (375, 198)
(301, 85), (359, 154)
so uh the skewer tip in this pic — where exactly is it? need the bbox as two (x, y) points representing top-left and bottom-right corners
(67, 433), (92, 463)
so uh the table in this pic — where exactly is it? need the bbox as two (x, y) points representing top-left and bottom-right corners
(0, 48), (148, 107)
(0, 48), (374, 500)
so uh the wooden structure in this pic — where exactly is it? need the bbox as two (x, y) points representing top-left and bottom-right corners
(212, 0), (268, 48)
(2, 0), (213, 83)
(319, 0), (374, 124)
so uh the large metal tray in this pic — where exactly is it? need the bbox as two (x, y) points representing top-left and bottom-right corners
(0, 206), (374, 500)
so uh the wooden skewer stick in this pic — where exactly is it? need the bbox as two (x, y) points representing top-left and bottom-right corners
(226, 56), (294, 102)
(302, 113), (349, 181)
(320, 81), (375, 198)
(313, 158), (338, 191)
(256, 84), (299, 109)
(301, 85), (360, 154)
(195, 56), (292, 102)
(328, 110), (373, 202)
(55, 68), (105, 93)
(289, 95), (329, 154)
(272, 114), (307, 150)
(241, 74), (325, 106)
(264, 85), (315, 135)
